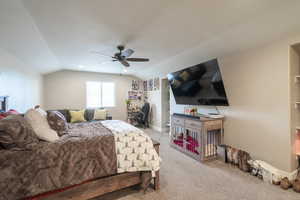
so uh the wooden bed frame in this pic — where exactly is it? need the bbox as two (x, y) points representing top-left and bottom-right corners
(30, 140), (160, 200)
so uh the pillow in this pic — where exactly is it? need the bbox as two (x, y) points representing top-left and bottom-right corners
(85, 109), (95, 121)
(25, 109), (59, 142)
(0, 115), (5, 120)
(47, 111), (68, 136)
(0, 109), (20, 119)
(70, 110), (86, 123)
(93, 109), (107, 120)
(0, 115), (39, 150)
(35, 107), (47, 116)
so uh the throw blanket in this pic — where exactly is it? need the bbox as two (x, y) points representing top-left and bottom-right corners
(101, 120), (160, 177)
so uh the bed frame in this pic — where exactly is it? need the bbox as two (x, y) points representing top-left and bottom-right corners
(29, 140), (160, 200)
(0, 96), (8, 112)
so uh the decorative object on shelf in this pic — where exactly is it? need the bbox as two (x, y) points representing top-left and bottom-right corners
(184, 106), (198, 116)
(128, 91), (138, 100)
(131, 80), (139, 90)
(125, 99), (131, 106)
(143, 81), (148, 91)
(153, 78), (160, 90)
(137, 91), (143, 100)
(138, 80), (143, 91)
(190, 108), (197, 116)
(148, 79), (153, 91)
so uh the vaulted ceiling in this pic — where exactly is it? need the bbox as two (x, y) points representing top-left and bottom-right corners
(0, 0), (300, 78)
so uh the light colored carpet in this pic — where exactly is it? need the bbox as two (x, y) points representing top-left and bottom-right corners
(93, 129), (299, 200)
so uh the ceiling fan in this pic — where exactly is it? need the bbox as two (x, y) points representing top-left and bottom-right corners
(92, 45), (150, 67)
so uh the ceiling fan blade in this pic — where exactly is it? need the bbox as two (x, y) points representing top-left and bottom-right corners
(126, 58), (149, 62)
(120, 60), (130, 67)
(121, 49), (134, 58)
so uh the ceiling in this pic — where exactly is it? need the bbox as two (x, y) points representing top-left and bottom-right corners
(0, 0), (300, 78)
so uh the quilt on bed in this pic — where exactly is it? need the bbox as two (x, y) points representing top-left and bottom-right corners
(101, 120), (160, 176)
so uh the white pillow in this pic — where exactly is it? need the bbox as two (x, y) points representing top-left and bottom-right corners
(25, 108), (59, 142)
(93, 109), (107, 120)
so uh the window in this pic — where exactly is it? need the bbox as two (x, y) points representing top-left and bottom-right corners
(86, 81), (115, 108)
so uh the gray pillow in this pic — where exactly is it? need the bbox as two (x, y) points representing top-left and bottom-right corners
(0, 115), (39, 150)
(47, 111), (68, 136)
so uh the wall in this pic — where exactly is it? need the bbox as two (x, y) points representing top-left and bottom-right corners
(147, 82), (162, 132)
(149, 33), (300, 172)
(161, 79), (170, 131)
(146, 78), (170, 132)
(43, 70), (138, 121)
(0, 49), (42, 113)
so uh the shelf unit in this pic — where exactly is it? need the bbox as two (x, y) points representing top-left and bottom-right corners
(290, 44), (300, 170)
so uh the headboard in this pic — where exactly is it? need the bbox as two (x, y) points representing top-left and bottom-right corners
(0, 96), (8, 112)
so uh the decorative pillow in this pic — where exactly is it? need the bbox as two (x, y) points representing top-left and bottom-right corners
(25, 109), (59, 142)
(47, 111), (68, 136)
(70, 110), (86, 123)
(0, 115), (5, 120)
(0, 109), (20, 119)
(93, 109), (107, 120)
(85, 109), (95, 121)
(0, 115), (39, 150)
(35, 107), (47, 116)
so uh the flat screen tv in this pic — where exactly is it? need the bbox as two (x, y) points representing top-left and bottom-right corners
(167, 59), (229, 106)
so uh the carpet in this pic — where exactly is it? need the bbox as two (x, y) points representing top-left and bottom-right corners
(93, 129), (299, 200)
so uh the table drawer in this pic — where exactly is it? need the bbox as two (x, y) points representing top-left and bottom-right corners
(185, 119), (201, 130)
(204, 120), (222, 130)
(172, 116), (185, 126)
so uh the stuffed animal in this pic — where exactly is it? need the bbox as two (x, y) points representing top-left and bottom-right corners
(238, 151), (251, 172)
(226, 146), (233, 163)
(231, 148), (239, 165)
(280, 177), (292, 190)
(293, 178), (300, 193)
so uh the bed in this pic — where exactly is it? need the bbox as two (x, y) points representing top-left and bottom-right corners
(0, 97), (160, 200)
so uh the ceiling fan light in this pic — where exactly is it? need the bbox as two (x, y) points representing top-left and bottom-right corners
(123, 68), (128, 73)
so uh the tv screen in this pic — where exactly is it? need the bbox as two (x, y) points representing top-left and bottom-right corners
(167, 59), (229, 106)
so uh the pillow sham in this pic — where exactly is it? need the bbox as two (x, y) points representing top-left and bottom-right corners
(25, 109), (59, 142)
(93, 109), (107, 120)
(70, 110), (86, 123)
(47, 111), (68, 136)
(0, 109), (20, 120)
(0, 115), (39, 150)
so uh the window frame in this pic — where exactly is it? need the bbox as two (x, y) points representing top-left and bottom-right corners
(86, 81), (116, 108)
